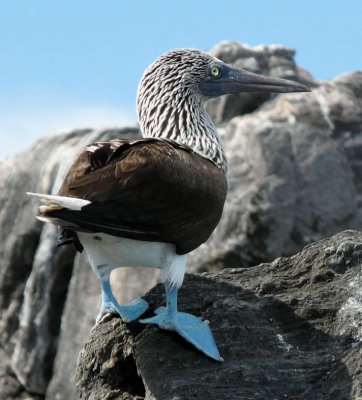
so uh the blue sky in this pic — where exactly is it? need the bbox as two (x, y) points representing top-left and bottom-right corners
(1, 0), (361, 159)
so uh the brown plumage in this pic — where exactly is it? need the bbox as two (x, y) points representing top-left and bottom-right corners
(49, 137), (227, 254)
(29, 48), (309, 361)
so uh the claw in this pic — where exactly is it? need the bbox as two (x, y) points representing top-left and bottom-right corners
(94, 311), (115, 326)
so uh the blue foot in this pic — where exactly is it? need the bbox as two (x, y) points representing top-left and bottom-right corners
(140, 287), (223, 362)
(97, 297), (149, 323)
(97, 268), (148, 323)
(116, 297), (149, 322)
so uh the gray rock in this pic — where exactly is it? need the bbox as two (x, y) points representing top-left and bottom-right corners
(11, 223), (75, 393)
(45, 253), (99, 400)
(76, 230), (362, 400)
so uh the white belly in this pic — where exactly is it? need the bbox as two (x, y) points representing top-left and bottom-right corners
(77, 232), (187, 288)
(78, 232), (177, 268)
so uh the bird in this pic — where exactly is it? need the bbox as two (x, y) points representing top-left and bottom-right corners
(28, 48), (309, 361)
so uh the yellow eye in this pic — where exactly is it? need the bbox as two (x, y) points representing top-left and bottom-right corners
(210, 65), (220, 77)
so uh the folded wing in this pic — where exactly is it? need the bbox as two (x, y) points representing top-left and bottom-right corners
(45, 138), (227, 254)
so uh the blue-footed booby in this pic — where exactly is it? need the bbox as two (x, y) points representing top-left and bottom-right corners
(28, 49), (309, 361)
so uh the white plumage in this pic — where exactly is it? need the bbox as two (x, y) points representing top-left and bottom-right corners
(78, 232), (187, 289)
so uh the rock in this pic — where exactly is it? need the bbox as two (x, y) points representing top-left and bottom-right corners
(11, 224), (76, 393)
(1, 41), (362, 398)
(76, 231), (362, 400)
(45, 253), (99, 400)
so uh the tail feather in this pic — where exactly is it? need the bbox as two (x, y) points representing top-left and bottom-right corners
(27, 192), (91, 228)
(28, 192), (88, 253)
(27, 192), (91, 211)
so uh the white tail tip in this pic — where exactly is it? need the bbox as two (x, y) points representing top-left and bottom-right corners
(27, 192), (91, 211)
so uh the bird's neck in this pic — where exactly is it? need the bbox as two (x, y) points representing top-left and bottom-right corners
(138, 94), (227, 173)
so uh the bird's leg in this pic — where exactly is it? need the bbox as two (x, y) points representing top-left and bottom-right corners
(140, 282), (223, 361)
(96, 265), (148, 323)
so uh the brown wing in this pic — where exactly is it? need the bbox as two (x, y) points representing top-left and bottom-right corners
(52, 138), (227, 254)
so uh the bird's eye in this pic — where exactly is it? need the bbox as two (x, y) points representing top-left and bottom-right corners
(210, 65), (220, 77)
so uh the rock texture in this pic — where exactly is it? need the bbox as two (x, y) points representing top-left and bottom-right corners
(76, 231), (362, 400)
(0, 41), (361, 399)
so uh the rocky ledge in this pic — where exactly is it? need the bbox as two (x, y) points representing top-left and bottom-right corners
(76, 231), (362, 400)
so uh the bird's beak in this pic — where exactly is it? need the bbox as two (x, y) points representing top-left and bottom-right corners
(199, 64), (310, 97)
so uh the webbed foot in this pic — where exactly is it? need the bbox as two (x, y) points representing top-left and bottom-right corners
(140, 288), (223, 361)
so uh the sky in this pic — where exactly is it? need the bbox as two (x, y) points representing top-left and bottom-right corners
(1, 0), (361, 160)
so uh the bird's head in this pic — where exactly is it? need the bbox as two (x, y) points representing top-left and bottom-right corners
(137, 48), (310, 170)
(138, 48), (309, 107)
